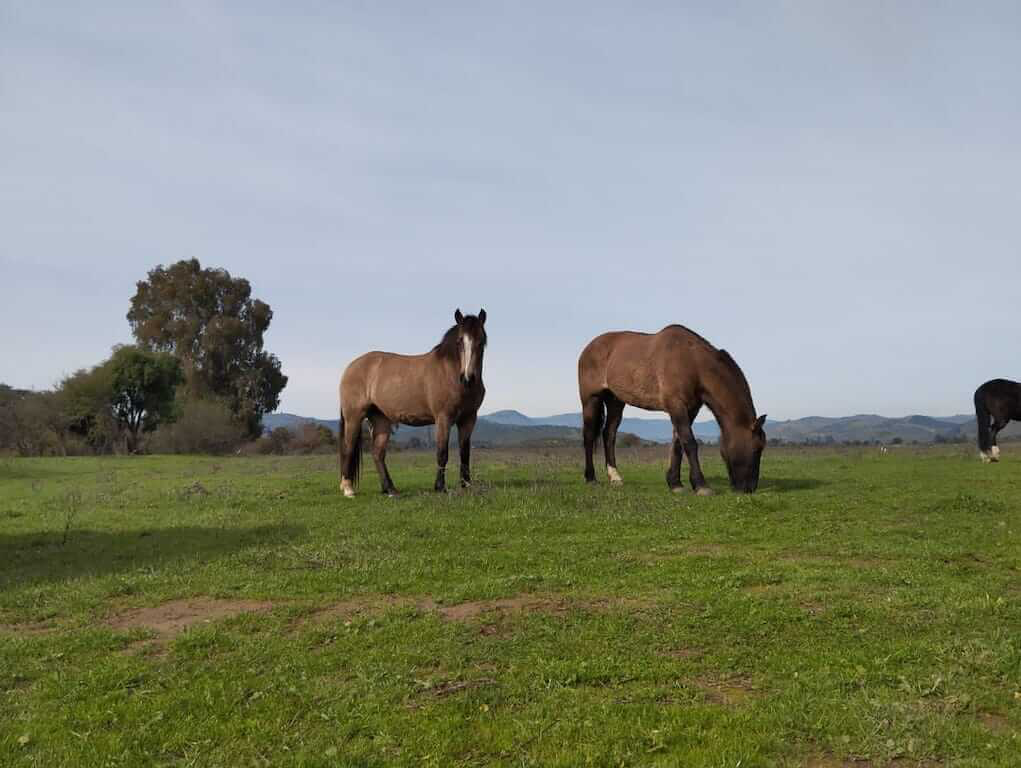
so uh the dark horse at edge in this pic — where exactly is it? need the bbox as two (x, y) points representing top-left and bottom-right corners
(339, 309), (487, 497)
(578, 325), (766, 494)
(974, 378), (1021, 462)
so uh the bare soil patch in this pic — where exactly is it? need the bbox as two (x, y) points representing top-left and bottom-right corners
(304, 592), (649, 628)
(301, 595), (436, 626)
(978, 710), (1011, 733)
(436, 595), (566, 621)
(0, 621), (55, 637)
(804, 757), (872, 767)
(108, 598), (274, 652)
(779, 553), (893, 570)
(693, 675), (760, 706)
(805, 753), (941, 768)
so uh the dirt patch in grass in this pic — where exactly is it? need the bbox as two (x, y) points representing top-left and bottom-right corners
(804, 757), (872, 767)
(0, 620), (55, 637)
(779, 553), (894, 570)
(800, 600), (827, 616)
(805, 753), (942, 767)
(436, 595), (567, 621)
(978, 711), (1011, 733)
(303, 592), (650, 628)
(301, 595), (437, 626)
(108, 598), (274, 652)
(693, 675), (760, 706)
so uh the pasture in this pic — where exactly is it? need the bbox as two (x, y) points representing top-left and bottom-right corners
(1, 445), (1019, 766)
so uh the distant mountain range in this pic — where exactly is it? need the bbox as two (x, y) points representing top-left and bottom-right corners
(262, 412), (586, 446)
(264, 409), (1006, 446)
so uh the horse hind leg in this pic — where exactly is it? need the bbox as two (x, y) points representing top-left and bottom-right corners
(340, 407), (366, 498)
(581, 394), (604, 483)
(369, 412), (398, 496)
(602, 395), (625, 485)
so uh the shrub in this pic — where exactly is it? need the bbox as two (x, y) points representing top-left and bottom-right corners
(148, 399), (247, 454)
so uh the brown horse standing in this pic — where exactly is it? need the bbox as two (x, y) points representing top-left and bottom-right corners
(339, 309), (487, 497)
(578, 325), (766, 494)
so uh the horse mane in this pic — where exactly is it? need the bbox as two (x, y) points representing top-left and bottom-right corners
(432, 317), (487, 360)
(664, 323), (714, 348)
(432, 325), (461, 360)
(717, 349), (756, 415)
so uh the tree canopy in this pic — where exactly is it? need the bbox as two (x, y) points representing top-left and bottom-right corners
(127, 259), (287, 436)
(107, 345), (183, 451)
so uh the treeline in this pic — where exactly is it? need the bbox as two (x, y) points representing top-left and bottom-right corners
(0, 259), (287, 456)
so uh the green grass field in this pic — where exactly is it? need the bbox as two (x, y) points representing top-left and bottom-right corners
(2, 445), (1020, 766)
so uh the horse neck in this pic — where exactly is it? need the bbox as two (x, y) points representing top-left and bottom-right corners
(701, 370), (756, 434)
(429, 347), (462, 382)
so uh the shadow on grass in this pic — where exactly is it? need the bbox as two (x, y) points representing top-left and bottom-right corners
(0, 524), (304, 589)
(760, 477), (828, 493)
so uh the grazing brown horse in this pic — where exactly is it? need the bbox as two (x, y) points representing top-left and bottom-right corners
(338, 309), (487, 497)
(974, 378), (1021, 462)
(578, 325), (766, 494)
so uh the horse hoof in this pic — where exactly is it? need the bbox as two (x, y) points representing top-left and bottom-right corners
(607, 467), (623, 485)
(342, 490), (356, 499)
(980, 452), (993, 464)
(670, 486), (687, 494)
(695, 487), (715, 497)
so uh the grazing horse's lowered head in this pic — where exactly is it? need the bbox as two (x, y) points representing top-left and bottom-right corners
(720, 414), (767, 493)
(439, 308), (487, 386)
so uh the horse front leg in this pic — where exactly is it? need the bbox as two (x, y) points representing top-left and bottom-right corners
(457, 413), (477, 488)
(991, 418), (1009, 461)
(433, 416), (451, 492)
(671, 411), (712, 496)
(666, 426), (684, 492)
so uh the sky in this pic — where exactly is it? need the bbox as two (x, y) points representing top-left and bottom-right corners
(3, 1), (1021, 422)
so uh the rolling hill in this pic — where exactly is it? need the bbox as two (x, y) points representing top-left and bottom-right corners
(265, 409), (1004, 446)
(261, 413), (589, 446)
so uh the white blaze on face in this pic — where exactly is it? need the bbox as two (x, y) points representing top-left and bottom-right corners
(462, 333), (473, 379)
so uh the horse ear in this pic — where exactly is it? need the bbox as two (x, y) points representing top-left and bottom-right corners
(478, 308), (486, 325)
(753, 415), (767, 432)
(454, 309), (464, 325)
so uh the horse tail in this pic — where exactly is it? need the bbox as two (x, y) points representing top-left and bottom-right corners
(591, 396), (605, 445)
(975, 386), (992, 455)
(337, 412), (345, 485)
(338, 412), (363, 489)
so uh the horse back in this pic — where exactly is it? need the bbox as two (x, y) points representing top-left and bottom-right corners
(341, 350), (475, 426)
(579, 327), (713, 410)
(977, 378), (1021, 419)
